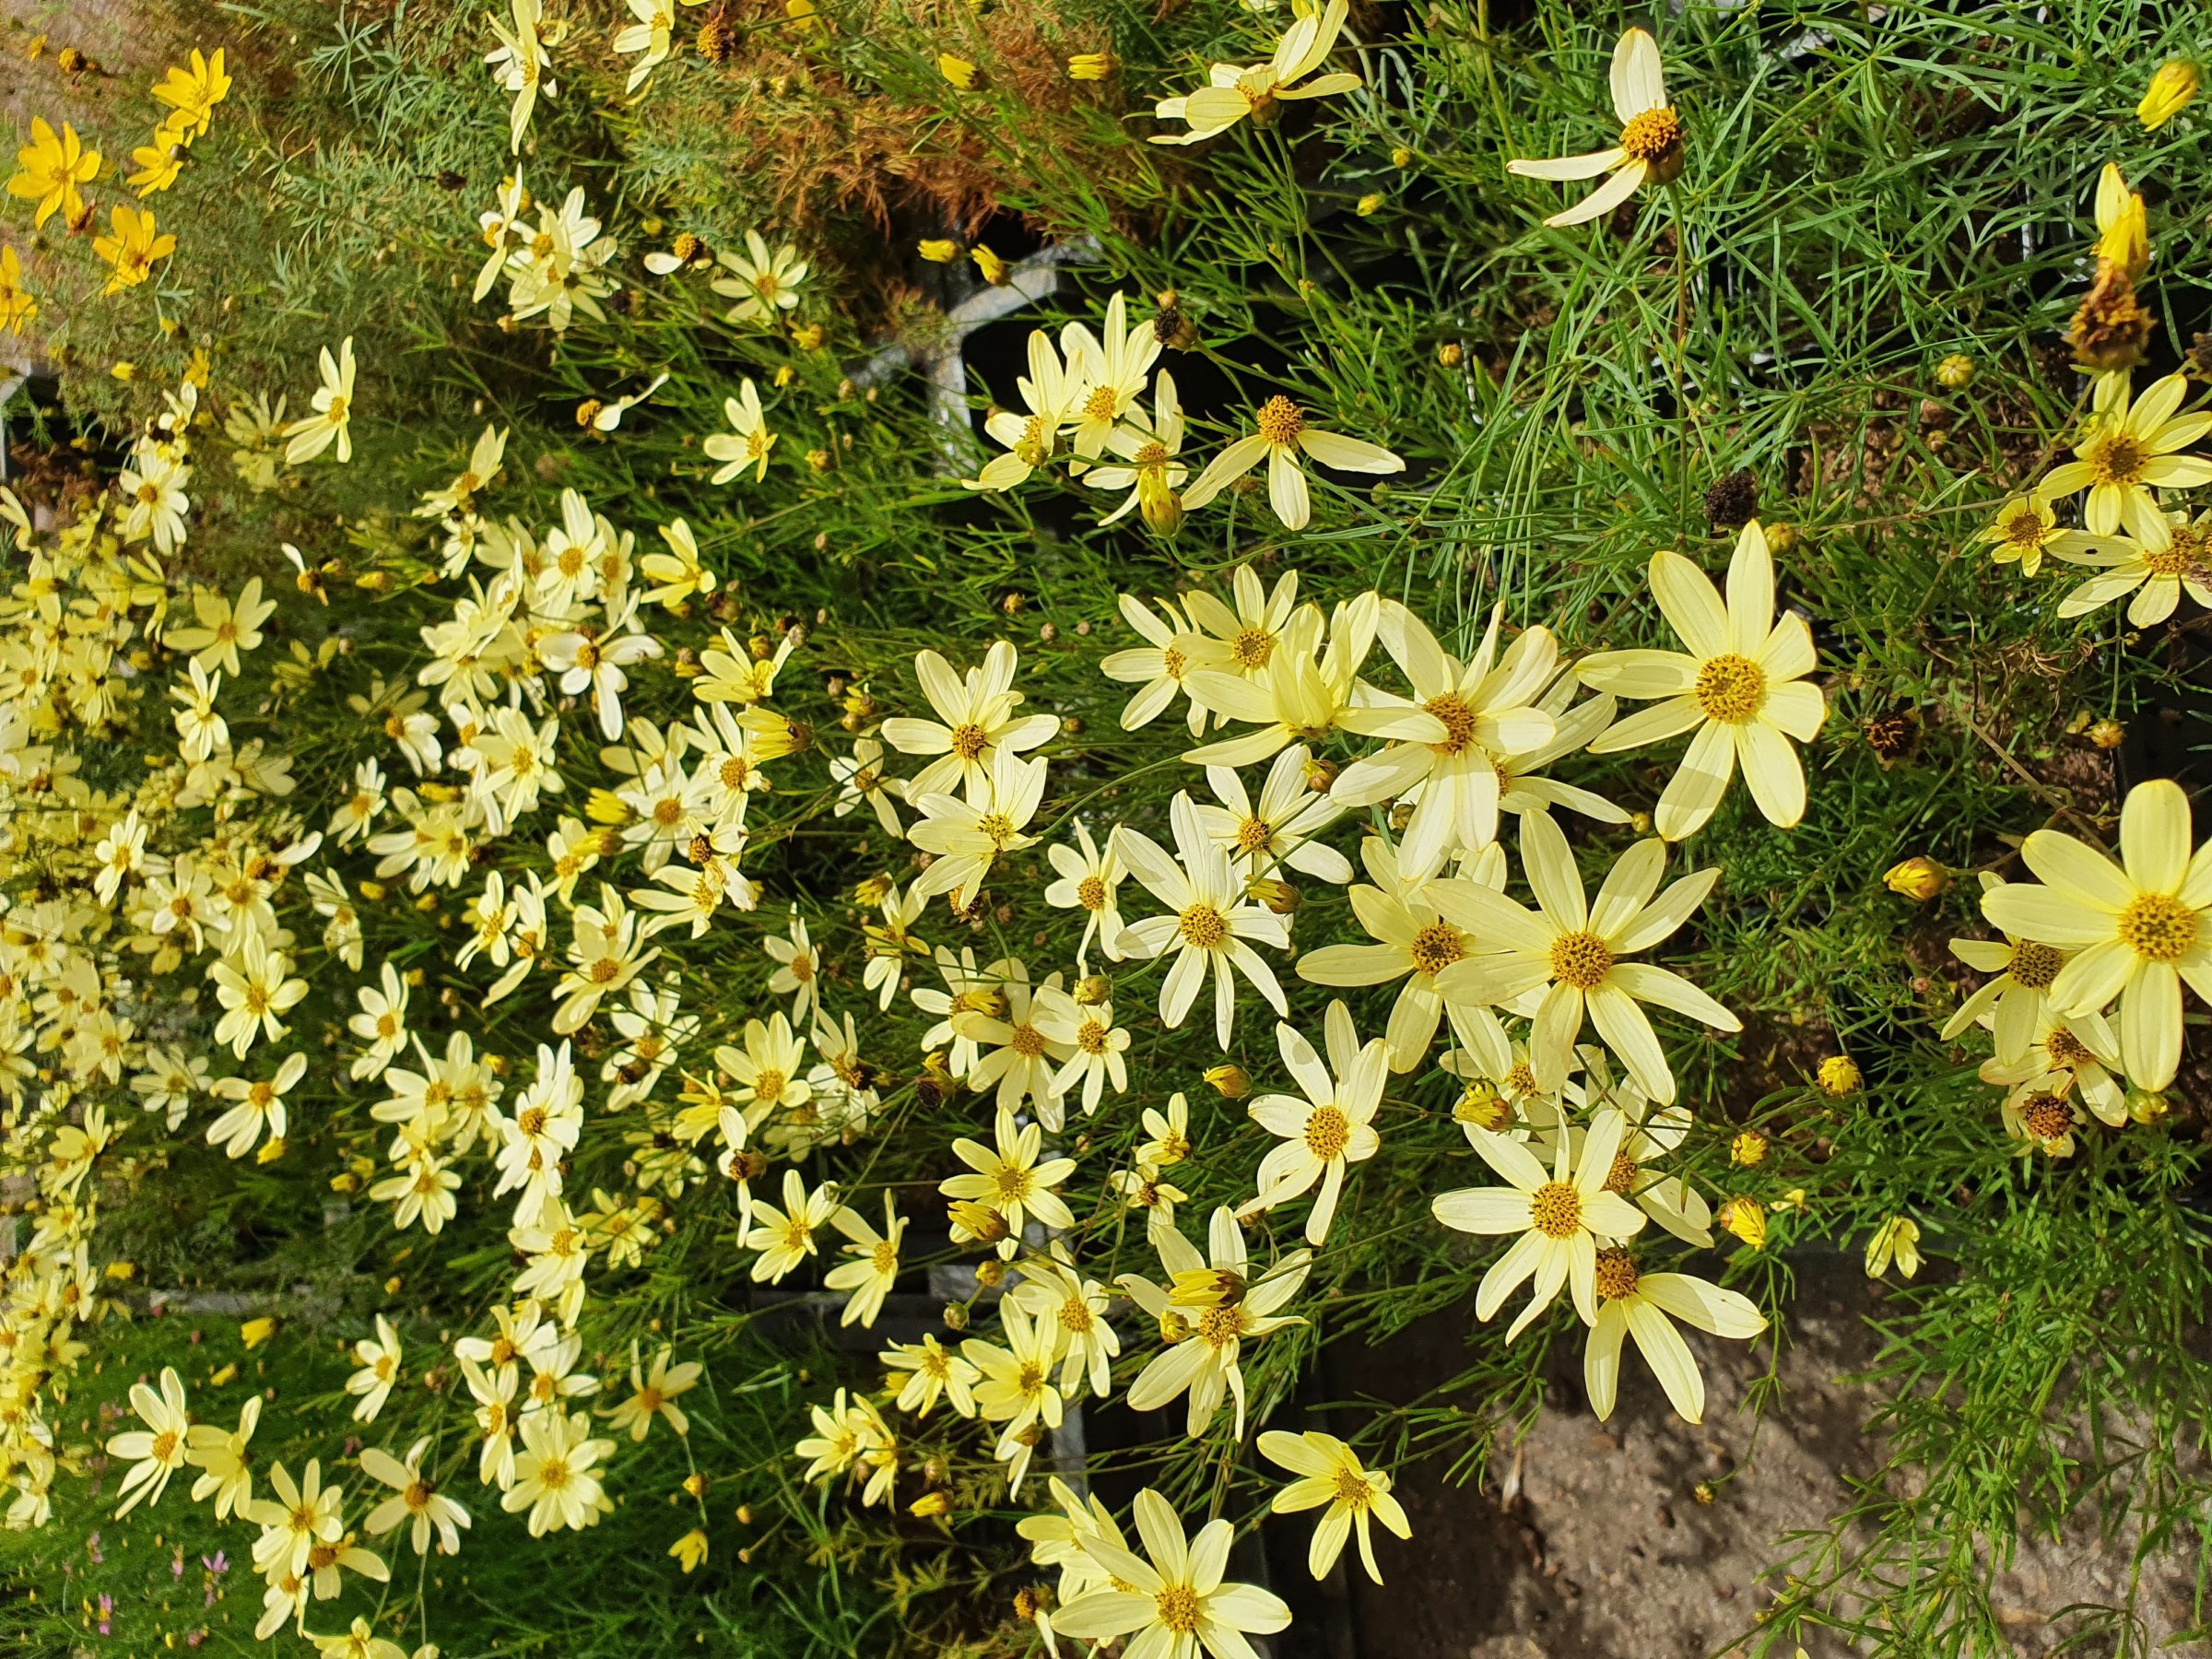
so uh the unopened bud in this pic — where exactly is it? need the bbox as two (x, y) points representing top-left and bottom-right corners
(1718, 1196), (1768, 1250)
(1203, 1064), (1249, 1100)
(1883, 856), (1946, 901)
(1730, 1129), (1769, 1167)
(1816, 1055), (1862, 1097)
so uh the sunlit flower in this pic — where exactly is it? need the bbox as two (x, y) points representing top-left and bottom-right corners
(939, 1107), (1077, 1259)
(1257, 1430), (1410, 1583)
(361, 1437), (471, 1556)
(1053, 1488), (1292, 1654)
(503, 1409), (614, 1535)
(1239, 1002), (1386, 1244)
(704, 378), (778, 483)
(1976, 485), (2108, 579)
(92, 204), (177, 294)
(283, 337), (359, 465)
(908, 747), (1048, 912)
(1149, 0), (1361, 145)
(602, 1344), (702, 1440)
(152, 47), (232, 138)
(744, 1168), (843, 1282)
(347, 1314), (405, 1423)
(826, 1195), (905, 1329)
(486, 0), (558, 153)
(7, 117), (100, 229)
(2053, 505), (2212, 626)
(2040, 372), (2212, 549)
(1507, 29), (1680, 228)
(1043, 818), (1127, 965)
(1583, 1252), (1765, 1423)
(711, 229), (808, 324)
(882, 640), (1058, 803)
(105, 1366), (190, 1516)
(1121, 1206), (1308, 1437)
(1179, 394), (1403, 531)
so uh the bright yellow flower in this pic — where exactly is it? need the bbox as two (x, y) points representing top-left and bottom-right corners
(2040, 371), (2212, 549)
(1508, 29), (1680, 227)
(0, 244), (35, 335)
(151, 47), (232, 138)
(8, 117), (100, 229)
(2139, 61), (2199, 133)
(91, 204), (177, 295)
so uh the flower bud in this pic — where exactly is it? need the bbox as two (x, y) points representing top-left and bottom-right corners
(910, 1490), (950, 1518)
(937, 53), (978, 89)
(1935, 353), (1974, 389)
(1074, 974), (1111, 1006)
(971, 244), (1008, 286)
(1816, 1055), (1861, 1097)
(1067, 52), (1117, 80)
(1882, 856), (1946, 901)
(1203, 1064), (1249, 1100)
(1717, 1196), (1768, 1249)
(1454, 1083), (1508, 1132)
(2139, 60), (2200, 131)
(918, 238), (960, 264)
(1247, 877), (1300, 915)
(1730, 1129), (1769, 1167)
(2088, 718), (2124, 750)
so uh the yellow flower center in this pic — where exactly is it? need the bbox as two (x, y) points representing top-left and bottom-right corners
(1254, 394), (1303, 445)
(1179, 902), (1228, 949)
(1162, 645), (1189, 679)
(2088, 430), (2148, 488)
(2001, 509), (2048, 550)
(1197, 1303), (1247, 1347)
(2045, 1028), (2093, 1069)
(2141, 532), (2206, 578)
(1230, 626), (1274, 669)
(1303, 1104), (1351, 1161)
(2007, 940), (2063, 989)
(1604, 1150), (1638, 1195)
(1009, 1024), (1046, 1058)
(1236, 815), (1274, 853)
(1594, 1246), (1640, 1301)
(1409, 923), (1465, 977)
(1694, 653), (1768, 724)
(752, 1067), (786, 1102)
(589, 958), (621, 982)
(1077, 875), (1106, 912)
(2021, 1092), (2074, 1142)
(1423, 691), (1478, 755)
(151, 1429), (179, 1463)
(1330, 1465), (1375, 1509)
(1077, 1019), (1109, 1055)
(1548, 930), (1614, 989)
(1618, 106), (1682, 163)
(2117, 891), (2197, 963)
(536, 1456), (571, 1492)
(1016, 1359), (1045, 1394)
(1156, 1583), (1203, 1634)
(1135, 441), (1169, 467)
(1530, 1181), (1583, 1239)
(1058, 1296), (1093, 1334)
(994, 1164), (1033, 1203)
(1082, 386), (1118, 423)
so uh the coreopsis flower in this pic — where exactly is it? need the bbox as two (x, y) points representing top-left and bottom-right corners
(830, 737), (904, 837)
(880, 1334), (979, 1418)
(1979, 777), (2212, 1090)
(1179, 394), (1403, 530)
(763, 907), (821, 1025)
(1975, 486), (2108, 579)
(553, 884), (659, 1033)
(1432, 1110), (1648, 1339)
(745, 1168), (843, 1282)
(1239, 1003), (1387, 1245)
(1333, 603), (1560, 869)
(1195, 743), (1351, 883)
(1114, 791), (1293, 1048)
(964, 329), (1078, 490)
(1584, 1252), (1766, 1424)
(715, 1010), (813, 1124)
(347, 1314), (405, 1423)
(486, 0), (557, 152)
(128, 122), (187, 194)
(1979, 1009), (2126, 1127)
(2054, 505), (2212, 626)
(1148, 0), (1361, 145)
(1139, 1094), (1194, 1170)
(1578, 520), (1825, 839)
(92, 205), (177, 294)
(2040, 372), (2212, 548)
(211, 930), (308, 1057)
(1121, 1206), (1309, 1437)
(939, 1107), (1077, 1258)
(1008, 1250), (1122, 1398)
(185, 1396), (260, 1520)
(1941, 874), (2076, 1064)
(152, 47), (231, 137)
(91, 807), (154, 905)
(908, 747), (1048, 912)
(639, 516), (716, 609)
(711, 230), (808, 324)
(704, 379), (777, 483)
(1062, 291), (1163, 458)
(2140, 60), (2200, 131)
(1103, 593), (1218, 737)
(106, 1366), (191, 1516)
(1257, 1430), (1411, 1583)
(826, 1195), (905, 1329)
(169, 577), (274, 675)
(0, 244), (36, 335)
(1039, 987), (1130, 1120)
(283, 338), (359, 465)
(504, 1410), (614, 1535)
(614, 0), (674, 90)
(602, 1344), (702, 1441)
(884, 639), (1059, 802)
(1053, 1489), (1293, 1654)
(361, 1438), (470, 1557)
(957, 971), (1074, 1117)
(1299, 835), (1512, 1073)
(2002, 1079), (2088, 1158)
(1864, 1216), (1923, 1281)
(963, 1300), (1065, 1478)
(1507, 29), (1679, 228)
(347, 963), (411, 1080)
(1042, 818), (1127, 965)
(1435, 816), (1735, 1101)
(7, 117), (100, 229)
(206, 1052), (306, 1159)
(1086, 370), (1188, 528)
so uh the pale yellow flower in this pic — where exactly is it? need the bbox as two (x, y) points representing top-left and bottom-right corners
(1507, 29), (1680, 228)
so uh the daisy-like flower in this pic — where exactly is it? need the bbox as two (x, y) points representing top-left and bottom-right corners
(830, 736), (905, 838)
(1195, 743), (1351, 884)
(744, 1168), (843, 1282)
(2040, 372), (2212, 549)
(503, 1410), (614, 1536)
(882, 639), (1059, 803)
(938, 1107), (1077, 1259)
(206, 1053), (307, 1159)
(361, 1438), (471, 1557)
(2001, 1078), (2089, 1159)
(962, 1299), (1065, 1472)
(211, 930), (309, 1058)
(601, 1344), (702, 1440)
(347, 963), (411, 1081)
(1008, 1249), (1122, 1399)
(1053, 1488), (1292, 1655)
(908, 747), (1049, 912)
(1977, 484), (2110, 579)
(1239, 1003), (1387, 1245)
(1332, 602), (1560, 871)
(347, 1314), (405, 1423)
(1179, 394), (1404, 531)
(963, 328), (1078, 492)
(714, 1011), (814, 1123)
(1102, 593), (1218, 737)
(1062, 291), (1164, 458)
(880, 1334), (979, 1418)
(613, 0), (674, 91)
(1300, 835), (1512, 1073)
(1941, 873), (2077, 1065)
(168, 577), (275, 676)
(92, 204), (178, 294)
(247, 1457), (341, 1581)
(0, 243), (35, 335)
(105, 1366), (191, 1517)
(639, 516), (716, 609)
(1257, 1430), (1411, 1583)
(1121, 1206), (1309, 1438)
(711, 230), (808, 324)
(1979, 776), (2212, 1091)
(153, 47), (231, 135)
(763, 907), (821, 1026)
(1432, 1109), (1648, 1339)
(1148, 0), (1361, 145)
(704, 379), (778, 483)
(1181, 566), (1299, 683)
(956, 971), (1074, 1117)
(1979, 1009), (2127, 1127)
(1115, 792), (1293, 1048)
(552, 883), (660, 1033)
(2054, 505), (2212, 626)
(825, 1195), (905, 1329)
(1041, 987), (1131, 1121)
(1044, 818), (1127, 965)
(1577, 520), (1826, 840)
(1086, 369), (1189, 529)
(7, 118), (100, 229)
(1584, 1252), (1766, 1424)
(1183, 595), (1443, 769)
(1434, 815), (1735, 1101)
(485, 0), (557, 153)
(185, 1396), (260, 1520)
(1508, 28), (1681, 228)
(281, 337), (359, 465)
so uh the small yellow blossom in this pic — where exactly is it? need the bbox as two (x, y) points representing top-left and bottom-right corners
(2139, 61), (2199, 131)
(93, 205), (177, 293)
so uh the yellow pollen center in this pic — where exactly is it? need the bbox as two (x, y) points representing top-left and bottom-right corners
(2117, 891), (2196, 963)
(2002, 510), (2049, 549)
(1077, 875), (1106, 911)
(871, 1240), (899, 1273)
(1236, 816), (1274, 853)
(1163, 645), (1189, 679)
(1179, 902), (1228, 948)
(1077, 1019), (1109, 1054)
(1156, 1583), (1203, 1634)
(1548, 930), (1614, 989)
(1530, 1181), (1583, 1239)
(1695, 653), (1768, 724)
(1010, 1024), (1046, 1058)
(1254, 395), (1304, 446)
(1135, 441), (1169, 466)
(2008, 940), (2063, 989)
(950, 723), (989, 760)
(2045, 1028), (2093, 1069)
(978, 812), (1017, 846)
(1331, 1465), (1375, 1508)
(2022, 1093), (2074, 1142)
(589, 959), (620, 982)
(1082, 386), (1118, 423)
(151, 1429), (179, 1462)
(2090, 430), (2148, 487)
(1424, 692), (1478, 755)
(1197, 1304), (1246, 1347)
(1017, 1360), (1045, 1394)
(1304, 1105), (1351, 1161)
(1594, 1247), (1640, 1301)
(1230, 627), (1275, 669)
(752, 1068), (786, 1101)
(2143, 535), (2204, 578)
(1058, 1297), (1093, 1333)
(1409, 923), (1465, 977)
(1604, 1150), (1638, 1195)
(1618, 106), (1682, 162)
(994, 1165), (1032, 1202)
